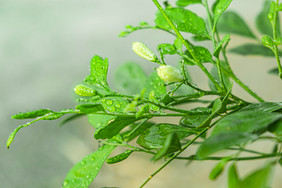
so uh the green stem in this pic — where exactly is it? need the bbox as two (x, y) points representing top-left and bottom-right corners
(139, 127), (209, 188)
(272, 0), (282, 79)
(222, 49), (265, 102)
(151, 0), (222, 92)
(175, 153), (282, 161)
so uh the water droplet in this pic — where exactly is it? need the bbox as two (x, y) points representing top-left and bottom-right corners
(85, 175), (90, 179)
(115, 103), (121, 108)
(108, 106), (116, 112)
(90, 156), (95, 161)
(105, 100), (113, 105)
(71, 179), (77, 183)
(62, 180), (69, 187)
(80, 160), (87, 166)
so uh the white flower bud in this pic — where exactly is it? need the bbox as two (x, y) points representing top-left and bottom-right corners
(74, 85), (96, 97)
(132, 42), (157, 62)
(157, 65), (183, 83)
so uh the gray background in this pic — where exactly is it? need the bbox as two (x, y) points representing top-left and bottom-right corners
(1, 0), (281, 187)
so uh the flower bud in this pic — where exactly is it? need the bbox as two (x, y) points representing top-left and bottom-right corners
(74, 85), (96, 97)
(157, 65), (183, 83)
(132, 42), (157, 62)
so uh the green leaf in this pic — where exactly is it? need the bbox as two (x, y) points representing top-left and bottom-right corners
(157, 43), (177, 55)
(208, 63), (231, 91)
(196, 132), (257, 159)
(261, 35), (275, 52)
(62, 144), (116, 188)
(256, 0), (281, 37)
(119, 22), (153, 37)
(124, 121), (155, 142)
(114, 62), (147, 95)
(76, 104), (105, 113)
(155, 8), (210, 39)
(240, 163), (273, 188)
(214, 34), (230, 57)
(217, 11), (256, 39)
(106, 150), (134, 164)
(87, 114), (115, 129)
(176, 0), (202, 7)
(153, 133), (181, 161)
(268, 119), (282, 139)
(213, 0), (233, 31)
(60, 114), (85, 126)
(239, 102), (282, 112)
(11, 109), (53, 119)
(84, 55), (113, 94)
(137, 123), (194, 149)
(228, 163), (241, 188)
(97, 97), (130, 114)
(180, 114), (210, 128)
(143, 71), (167, 100)
(229, 44), (278, 56)
(209, 158), (229, 180)
(184, 46), (212, 64)
(94, 116), (137, 139)
(212, 111), (282, 136)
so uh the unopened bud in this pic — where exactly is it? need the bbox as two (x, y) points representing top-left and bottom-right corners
(157, 65), (182, 83)
(132, 42), (157, 62)
(74, 85), (96, 97)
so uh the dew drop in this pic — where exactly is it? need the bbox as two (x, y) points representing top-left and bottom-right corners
(106, 100), (113, 105)
(108, 106), (116, 112)
(90, 156), (95, 161)
(80, 160), (87, 166)
(115, 103), (121, 108)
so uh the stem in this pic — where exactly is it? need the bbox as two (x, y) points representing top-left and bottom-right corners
(139, 127), (209, 188)
(151, 0), (223, 92)
(271, 0), (282, 79)
(175, 153), (282, 161)
(222, 49), (265, 102)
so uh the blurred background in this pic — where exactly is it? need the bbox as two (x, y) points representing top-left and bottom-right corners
(0, 0), (281, 187)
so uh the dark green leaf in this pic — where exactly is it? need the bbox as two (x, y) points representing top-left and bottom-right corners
(212, 111), (282, 136)
(124, 121), (155, 142)
(76, 104), (105, 113)
(12, 109), (53, 119)
(143, 71), (166, 100)
(62, 144), (116, 188)
(106, 150), (134, 164)
(94, 116), (137, 139)
(239, 102), (282, 112)
(137, 123), (194, 149)
(153, 133), (181, 161)
(217, 11), (256, 39)
(60, 114), (85, 126)
(84, 55), (113, 94)
(214, 34), (230, 57)
(184, 46), (212, 64)
(229, 44), (279, 56)
(256, 0), (281, 37)
(114, 62), (147, 95)
(196, 132), (257, 159)
(180, 114), (210, 128)
(228, 163), (241, 188)
(268, 119), (282, 139)
(157, 43), (177, 55)
(213, 0), (233, 31)
(97, 97), (130, 114)
(176, 0), (202, 7)
(240, 163), (273, 188)
(155, 8), (210, 38)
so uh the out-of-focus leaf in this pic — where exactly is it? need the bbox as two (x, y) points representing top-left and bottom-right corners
(155, 7), (210, 39)
(196, 132), (257, 159)
(212, 111), (282, 136)
(228, 163), (241, 188)
(229, 44), (280, 56)
(176, 0), (202, 7)
(239, 102), (282, 112)
(208, 63), (231, 91)
(76, 104), (105, 114)
(268, 67), (279, 75)
(106, 150), (134, 164)
(137, 123), (194, 149)
(114, 62), (147, 95)
(124, 121), (155, 142)
(256, 0), (281, 37)
(209, 158), (229, 180)
(62, 144), (116, 188)
(217, 11), (256, 39)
